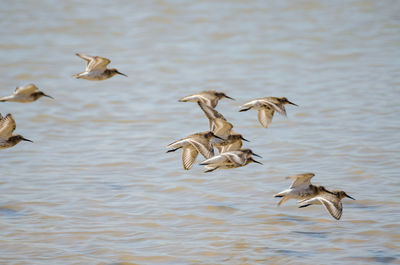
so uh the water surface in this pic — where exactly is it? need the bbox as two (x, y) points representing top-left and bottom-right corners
(0, 0), (399, 264)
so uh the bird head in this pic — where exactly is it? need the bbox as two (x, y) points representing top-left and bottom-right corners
(9, 135), (33, 144)
(241, 148), (262, 158)
(33, 91), (54, 100)
(281, 97), (298, 106)
(216, 92), (235, 101)
(335, 191), (355, 200)
(110, 69), (127, 77)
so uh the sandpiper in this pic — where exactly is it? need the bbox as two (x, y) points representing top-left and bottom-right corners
(213, 133), (248, 153)
(198, 102), (248, 153)
(73, 53), (127, 81)
(274, 173), (355, 220)
(0, 114), (33, 149)
(166, 131), (223, 170)
(179, 90), (234, 108)
(0, 84), (53, 103)
(239, 97), (297, 128)
(198, 102), (232, 138)
(199, 148), (262, 173)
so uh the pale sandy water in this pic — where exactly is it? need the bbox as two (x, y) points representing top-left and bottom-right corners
(0, 0), (399, 264)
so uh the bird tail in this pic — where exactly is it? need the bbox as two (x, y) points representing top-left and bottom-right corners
(239, 107), (251, 112)
(72, 73), (83, 79)
(277, 196), (290, 206)
(204, 166), (218, 173)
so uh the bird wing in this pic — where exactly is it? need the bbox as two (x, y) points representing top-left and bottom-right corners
(200, 153), (229, 165)
(320, 197), (343, 220)
(239, 99), (259, 110)
(0, 114), (16, 139)
(260, 98), (287, 116)
(14, 84), (39, 96)
(166, 138), (188, 149)
(257, 108), (274, 128)
(301, 196), (343, 220)
(87, 56), (111, 71)
(179, 94), (205, 103)
(179, 92), (215, 107)
(213, 118), (233, 139)
(224, 138), (242, 152)
(198, 102), (226, 120)
(188, 137), (214, 159)
(287, 173), (315, 188)
(76, 53), (95, 65)
(182, 146), (198, 170)
(224, 151), (246, 166)
(198, 91), (219, 108)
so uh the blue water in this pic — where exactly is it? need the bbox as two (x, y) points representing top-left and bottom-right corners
(0, 0), (399, 264)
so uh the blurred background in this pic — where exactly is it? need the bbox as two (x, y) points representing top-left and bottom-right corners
(0, 0), (399, 264)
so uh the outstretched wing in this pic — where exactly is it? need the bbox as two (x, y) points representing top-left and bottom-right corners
(257, 108), (274, 128)
(188, 137), (214, 159)
(179, 94), (212, 107)
(77, 53), (111, 71)
(320, 197), (343, 220)
(14, 84), (39, 96)
(239, 99), (260, 110)
(198, 102), (226, 120)
(0, 114), (16, 139)
(224, 151), (247, 166)
(301, 196), (343, 220)
(261, 98), (287, 116)
(200, 153), (229, 165)
(76, 53), (95, 65)
(87, 56), (111, 71)
(287, 173), (315, 188)
(212, 118), (233, 139)
(182, 146), (199, 170)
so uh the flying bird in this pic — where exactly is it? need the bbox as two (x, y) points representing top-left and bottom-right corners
(73, 53), (127, 81)
(198, 102), (232, 138)
(274, 173), (355, 220)
(213, 133), (249, 153)
(179, 90), (234, 108)
(199, 148), (262, 173)
(166, 131), (223, 170)
(0, 84), (53, 103)
(239, 97), (297, 128)
(0, 114), (33, 149)
(197, 102), (248, 153)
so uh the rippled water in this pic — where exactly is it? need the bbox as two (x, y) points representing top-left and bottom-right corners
(1, 0), (399, 264)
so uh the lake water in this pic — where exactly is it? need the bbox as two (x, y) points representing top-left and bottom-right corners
(0, 0), (399, 264)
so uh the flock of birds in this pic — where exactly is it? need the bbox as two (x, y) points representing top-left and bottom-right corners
(167, 88), (355, 220)
(1, 54), (354, 220)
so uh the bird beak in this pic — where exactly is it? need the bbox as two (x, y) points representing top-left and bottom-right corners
(224, 95), (235, 100)
(287, 100), (298, 106)
(252, 152), (262, 158)
(346, 194), (355, 200)
(22, 137), (33, 143)
(251, 158), (263, 165)
(241, 136), (250, 142)
(43, 94), (54, 99)
(117, 71), (127, 77)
